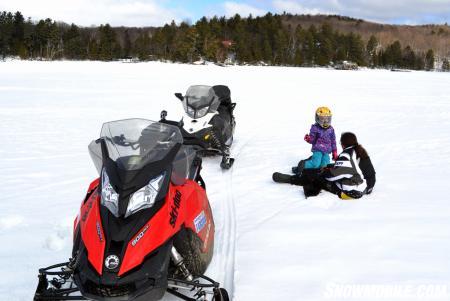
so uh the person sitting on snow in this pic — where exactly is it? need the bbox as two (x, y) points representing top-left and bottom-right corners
(293, 106), (338, 175)
(274, 132), (376, 199)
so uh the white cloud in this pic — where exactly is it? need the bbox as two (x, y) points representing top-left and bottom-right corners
(0, 0), (182, 27)
(273, 0), (330, 15)
(270, 0), (450, 24)
(223, 1), (267, 17)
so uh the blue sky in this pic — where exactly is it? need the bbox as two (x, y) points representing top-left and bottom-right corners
(0, 0), (449, 26)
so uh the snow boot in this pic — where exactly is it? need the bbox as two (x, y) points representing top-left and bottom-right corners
(272, 172), (292, 184)
(291, 160), (306, 176)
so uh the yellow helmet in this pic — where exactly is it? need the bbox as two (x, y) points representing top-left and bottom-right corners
(315, 106), (332, 128)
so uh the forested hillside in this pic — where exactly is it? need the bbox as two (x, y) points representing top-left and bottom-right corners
(1, 11), (449, 70)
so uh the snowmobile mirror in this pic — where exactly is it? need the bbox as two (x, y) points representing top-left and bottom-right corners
(160, 110), (167, 120)
(175, 93), (183, 101)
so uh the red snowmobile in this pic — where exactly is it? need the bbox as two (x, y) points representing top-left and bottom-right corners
(34, 119), (229, 301)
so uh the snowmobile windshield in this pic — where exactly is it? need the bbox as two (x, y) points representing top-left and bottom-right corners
(89, 119), (183, 172)
(183, 85), (221, 119)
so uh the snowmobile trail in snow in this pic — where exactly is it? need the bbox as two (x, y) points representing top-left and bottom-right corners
(213, 138), (251, 300)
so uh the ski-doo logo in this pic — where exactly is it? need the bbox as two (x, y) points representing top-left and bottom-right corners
(194, 211), (207, 233)
(169, 190), (182, 228)
(105, 255), (120, 270)
(131, 225), (149, 247)
(81, 197), (94, 222)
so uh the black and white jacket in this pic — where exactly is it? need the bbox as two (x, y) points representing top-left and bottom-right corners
(326, 146), (375, 196)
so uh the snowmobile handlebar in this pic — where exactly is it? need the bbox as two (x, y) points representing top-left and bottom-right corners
(175, 93), (183, 101)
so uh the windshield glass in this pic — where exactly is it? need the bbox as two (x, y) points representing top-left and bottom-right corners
(88, 119), (182, 172)
(183, 85), (220, 118)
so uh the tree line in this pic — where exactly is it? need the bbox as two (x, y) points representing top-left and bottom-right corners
(1, 10), (449, 71)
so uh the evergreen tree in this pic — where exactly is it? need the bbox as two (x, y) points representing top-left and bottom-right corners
(347, 33), (365, 66)
(47, 20), (61, 59)
(12, 11), (25, 55)
(402, 46), (416, 69)
(302, 25), (317, 65)
(172, 22), (198, 62)
(273, 29), (289, 64)
(293, 25), (304, 66)
(22, 17), (34, 58)
(98, 24), (121, 60)
(442, 58), (450, 71)
(134, 33), (151, 60)
(333, 32), (346, 62)
(315, 23), (333, 66)
(63, 24), (84, 59)
(366, 35), (378, 67)
(0, 11), (14, 58)
(414, 53), (425, 70)
(123, 29), (132, 57)
(262, 33), (273, 63)
(88, 37), (99, 60)
(384, 41), (402, 68)
(425, 49), (435, 70)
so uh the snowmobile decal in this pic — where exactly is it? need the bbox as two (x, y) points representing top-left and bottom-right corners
(194, 210), (207, 233)
(95, 221), (103, 242)
(203, 222), (212, 251)
(169, 189), (182, 227)
(79, 191), (105, 275)
(131, 224), (149, 247)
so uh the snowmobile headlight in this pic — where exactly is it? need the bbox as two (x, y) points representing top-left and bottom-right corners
(125, 172), (165, 218)
(196, 107), (209, 118)
(101, 169), (119, 217)
(187, 106), (195, 118)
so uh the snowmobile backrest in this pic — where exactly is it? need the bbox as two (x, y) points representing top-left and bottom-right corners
(212, 85), (232, 106)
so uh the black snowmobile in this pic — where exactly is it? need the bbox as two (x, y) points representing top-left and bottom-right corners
(160, 85), (236, 169)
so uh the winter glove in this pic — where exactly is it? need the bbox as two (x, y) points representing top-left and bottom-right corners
(332, 150), (338, 161)
(304, 134), (311, 143)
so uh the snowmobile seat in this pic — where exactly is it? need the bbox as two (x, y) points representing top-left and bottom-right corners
(212, 85), (236, 116)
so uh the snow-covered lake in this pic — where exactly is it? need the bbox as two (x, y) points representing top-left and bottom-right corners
(1, 61), (450, 301)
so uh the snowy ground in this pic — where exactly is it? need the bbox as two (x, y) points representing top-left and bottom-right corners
(1, 61), (450, 301)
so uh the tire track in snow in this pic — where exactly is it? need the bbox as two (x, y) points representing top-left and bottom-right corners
(215, 138), (252, 300)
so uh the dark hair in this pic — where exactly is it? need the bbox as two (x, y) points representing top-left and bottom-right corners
(340, 132), (369, 159)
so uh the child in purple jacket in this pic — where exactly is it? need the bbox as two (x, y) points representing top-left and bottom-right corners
(295, 107), (337, 174)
